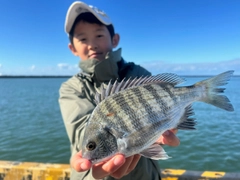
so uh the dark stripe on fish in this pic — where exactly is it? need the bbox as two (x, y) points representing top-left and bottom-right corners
(159, 83), (176, 102)
(130, 87), (159, 125)
(110, 93), (133, 133)
(126, 118), (170, 150)
(142, 84), (169, 117)
(100, 98), (125, 129)
(123, 88), (148, 131)
(113, 91), (145, 131)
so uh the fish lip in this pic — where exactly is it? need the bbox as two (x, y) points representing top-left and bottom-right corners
(90, 155), (116, 165)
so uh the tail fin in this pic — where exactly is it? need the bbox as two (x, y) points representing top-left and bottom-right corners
(196, 70), (234, 111)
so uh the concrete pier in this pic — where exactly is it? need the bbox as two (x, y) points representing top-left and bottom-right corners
(0, 161), (239, 180)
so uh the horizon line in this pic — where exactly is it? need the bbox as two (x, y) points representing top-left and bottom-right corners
(0, 75), (240, 78)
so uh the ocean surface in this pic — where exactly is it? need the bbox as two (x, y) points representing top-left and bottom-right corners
(0, 75), (239, 172)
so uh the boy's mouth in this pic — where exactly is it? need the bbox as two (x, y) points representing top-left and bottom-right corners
(89, 52), (103, 59)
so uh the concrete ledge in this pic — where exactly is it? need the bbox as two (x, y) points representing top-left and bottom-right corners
(161, 169), (240, 180)
(0, 161), (70, 180)
(1, 161), (240, 180)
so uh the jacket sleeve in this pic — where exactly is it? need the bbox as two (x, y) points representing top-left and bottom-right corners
(59, 76), (95, 154)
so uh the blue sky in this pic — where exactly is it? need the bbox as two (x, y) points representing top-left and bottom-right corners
(0, 0), (239, 75)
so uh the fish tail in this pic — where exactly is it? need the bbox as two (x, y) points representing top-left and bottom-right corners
(196, 70), (234, 111)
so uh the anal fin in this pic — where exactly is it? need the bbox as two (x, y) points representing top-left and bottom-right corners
(140, 143), (170, 160)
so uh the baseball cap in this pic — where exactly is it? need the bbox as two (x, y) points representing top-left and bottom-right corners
(65, 1), (112, 34)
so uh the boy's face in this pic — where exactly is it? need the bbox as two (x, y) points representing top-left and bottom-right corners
(69, 21), (119, 61)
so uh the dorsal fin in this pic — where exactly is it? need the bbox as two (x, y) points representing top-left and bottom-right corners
(95, 73), (185, 104)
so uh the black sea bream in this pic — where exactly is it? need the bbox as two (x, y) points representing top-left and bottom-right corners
(81, 71), (234, 164)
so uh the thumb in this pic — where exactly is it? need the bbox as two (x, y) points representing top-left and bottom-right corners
(71, 151), (92, 172)
(162, 130), (180, 147)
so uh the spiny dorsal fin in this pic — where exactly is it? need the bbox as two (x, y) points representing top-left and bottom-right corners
(95, 73), (185, 104)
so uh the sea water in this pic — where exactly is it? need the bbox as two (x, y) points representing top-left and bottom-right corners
(0, 76), (239, 172)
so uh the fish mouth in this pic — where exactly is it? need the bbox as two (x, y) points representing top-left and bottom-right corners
(90, 155), (116, 165)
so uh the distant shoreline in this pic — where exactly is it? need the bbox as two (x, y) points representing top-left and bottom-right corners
(0, 75), (239, 78)
(0, 75), (72, 78)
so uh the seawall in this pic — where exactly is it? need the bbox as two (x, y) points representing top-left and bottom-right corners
(0, 161), (239, 180)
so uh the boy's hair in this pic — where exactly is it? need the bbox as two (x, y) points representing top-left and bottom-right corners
(69, 12), (115, 46)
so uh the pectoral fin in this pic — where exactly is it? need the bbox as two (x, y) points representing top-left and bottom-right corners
(139, 144), (170, 160)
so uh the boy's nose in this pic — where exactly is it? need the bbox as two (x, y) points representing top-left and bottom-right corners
(88, 41), (98, 50)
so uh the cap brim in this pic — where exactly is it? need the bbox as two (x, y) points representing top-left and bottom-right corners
(65, 1), (112, 33)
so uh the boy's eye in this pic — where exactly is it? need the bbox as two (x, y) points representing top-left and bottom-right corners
(80, 38), (86, 42)
(97, 35), (103, 38)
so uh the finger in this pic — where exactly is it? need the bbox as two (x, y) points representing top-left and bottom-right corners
(110, 156), (134, 179)
(125, 154), (141, 174)
(92, 154), (125, 179)
(170, 128), (178, 134)
(70, 151), (92, 172)
(162, 130), (180, 146)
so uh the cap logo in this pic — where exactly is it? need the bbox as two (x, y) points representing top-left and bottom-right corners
(75, 5), (108, 17)
(89, 5), (108, 17)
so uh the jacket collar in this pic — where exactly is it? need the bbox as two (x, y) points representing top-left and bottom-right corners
(78, 48), (122, 86)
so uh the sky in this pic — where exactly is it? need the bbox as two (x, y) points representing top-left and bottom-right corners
(0, 0), (239, 75)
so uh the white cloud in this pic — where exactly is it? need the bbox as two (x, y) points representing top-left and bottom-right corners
(1, 59), (239, 76)
(173, 65), (184, 71)
(0, 64), (2, 75)
(141, 58), (240, 75)
(57, 63), (79, 70)
(74, 64), (79, 68)
(57, 63), (71, 70)
(30, 65), (35, 71)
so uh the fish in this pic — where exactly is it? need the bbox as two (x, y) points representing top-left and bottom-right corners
(81, 70), (234, 164)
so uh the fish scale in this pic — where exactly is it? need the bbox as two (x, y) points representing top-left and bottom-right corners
(143, 84), (174, 116)
(82, 71), (234, 164)
(113, 86), (162, 130)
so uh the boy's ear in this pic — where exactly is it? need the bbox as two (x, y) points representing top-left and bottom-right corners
(68, 43), (78, 56)
(112, 33), (120, 48)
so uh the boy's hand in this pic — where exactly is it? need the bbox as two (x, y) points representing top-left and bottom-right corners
(157, 129), (180, 146)
(71, 152), (140, 179)
(71, 129), (179, 179)
(92, 154), (141, 179)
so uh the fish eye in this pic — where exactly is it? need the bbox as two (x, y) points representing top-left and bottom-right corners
(86, 142), (96, 151)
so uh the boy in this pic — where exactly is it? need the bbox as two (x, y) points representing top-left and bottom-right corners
(59, 1), (180, 179)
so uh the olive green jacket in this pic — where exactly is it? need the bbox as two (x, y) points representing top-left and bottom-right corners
(59, 50), (161, 180)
